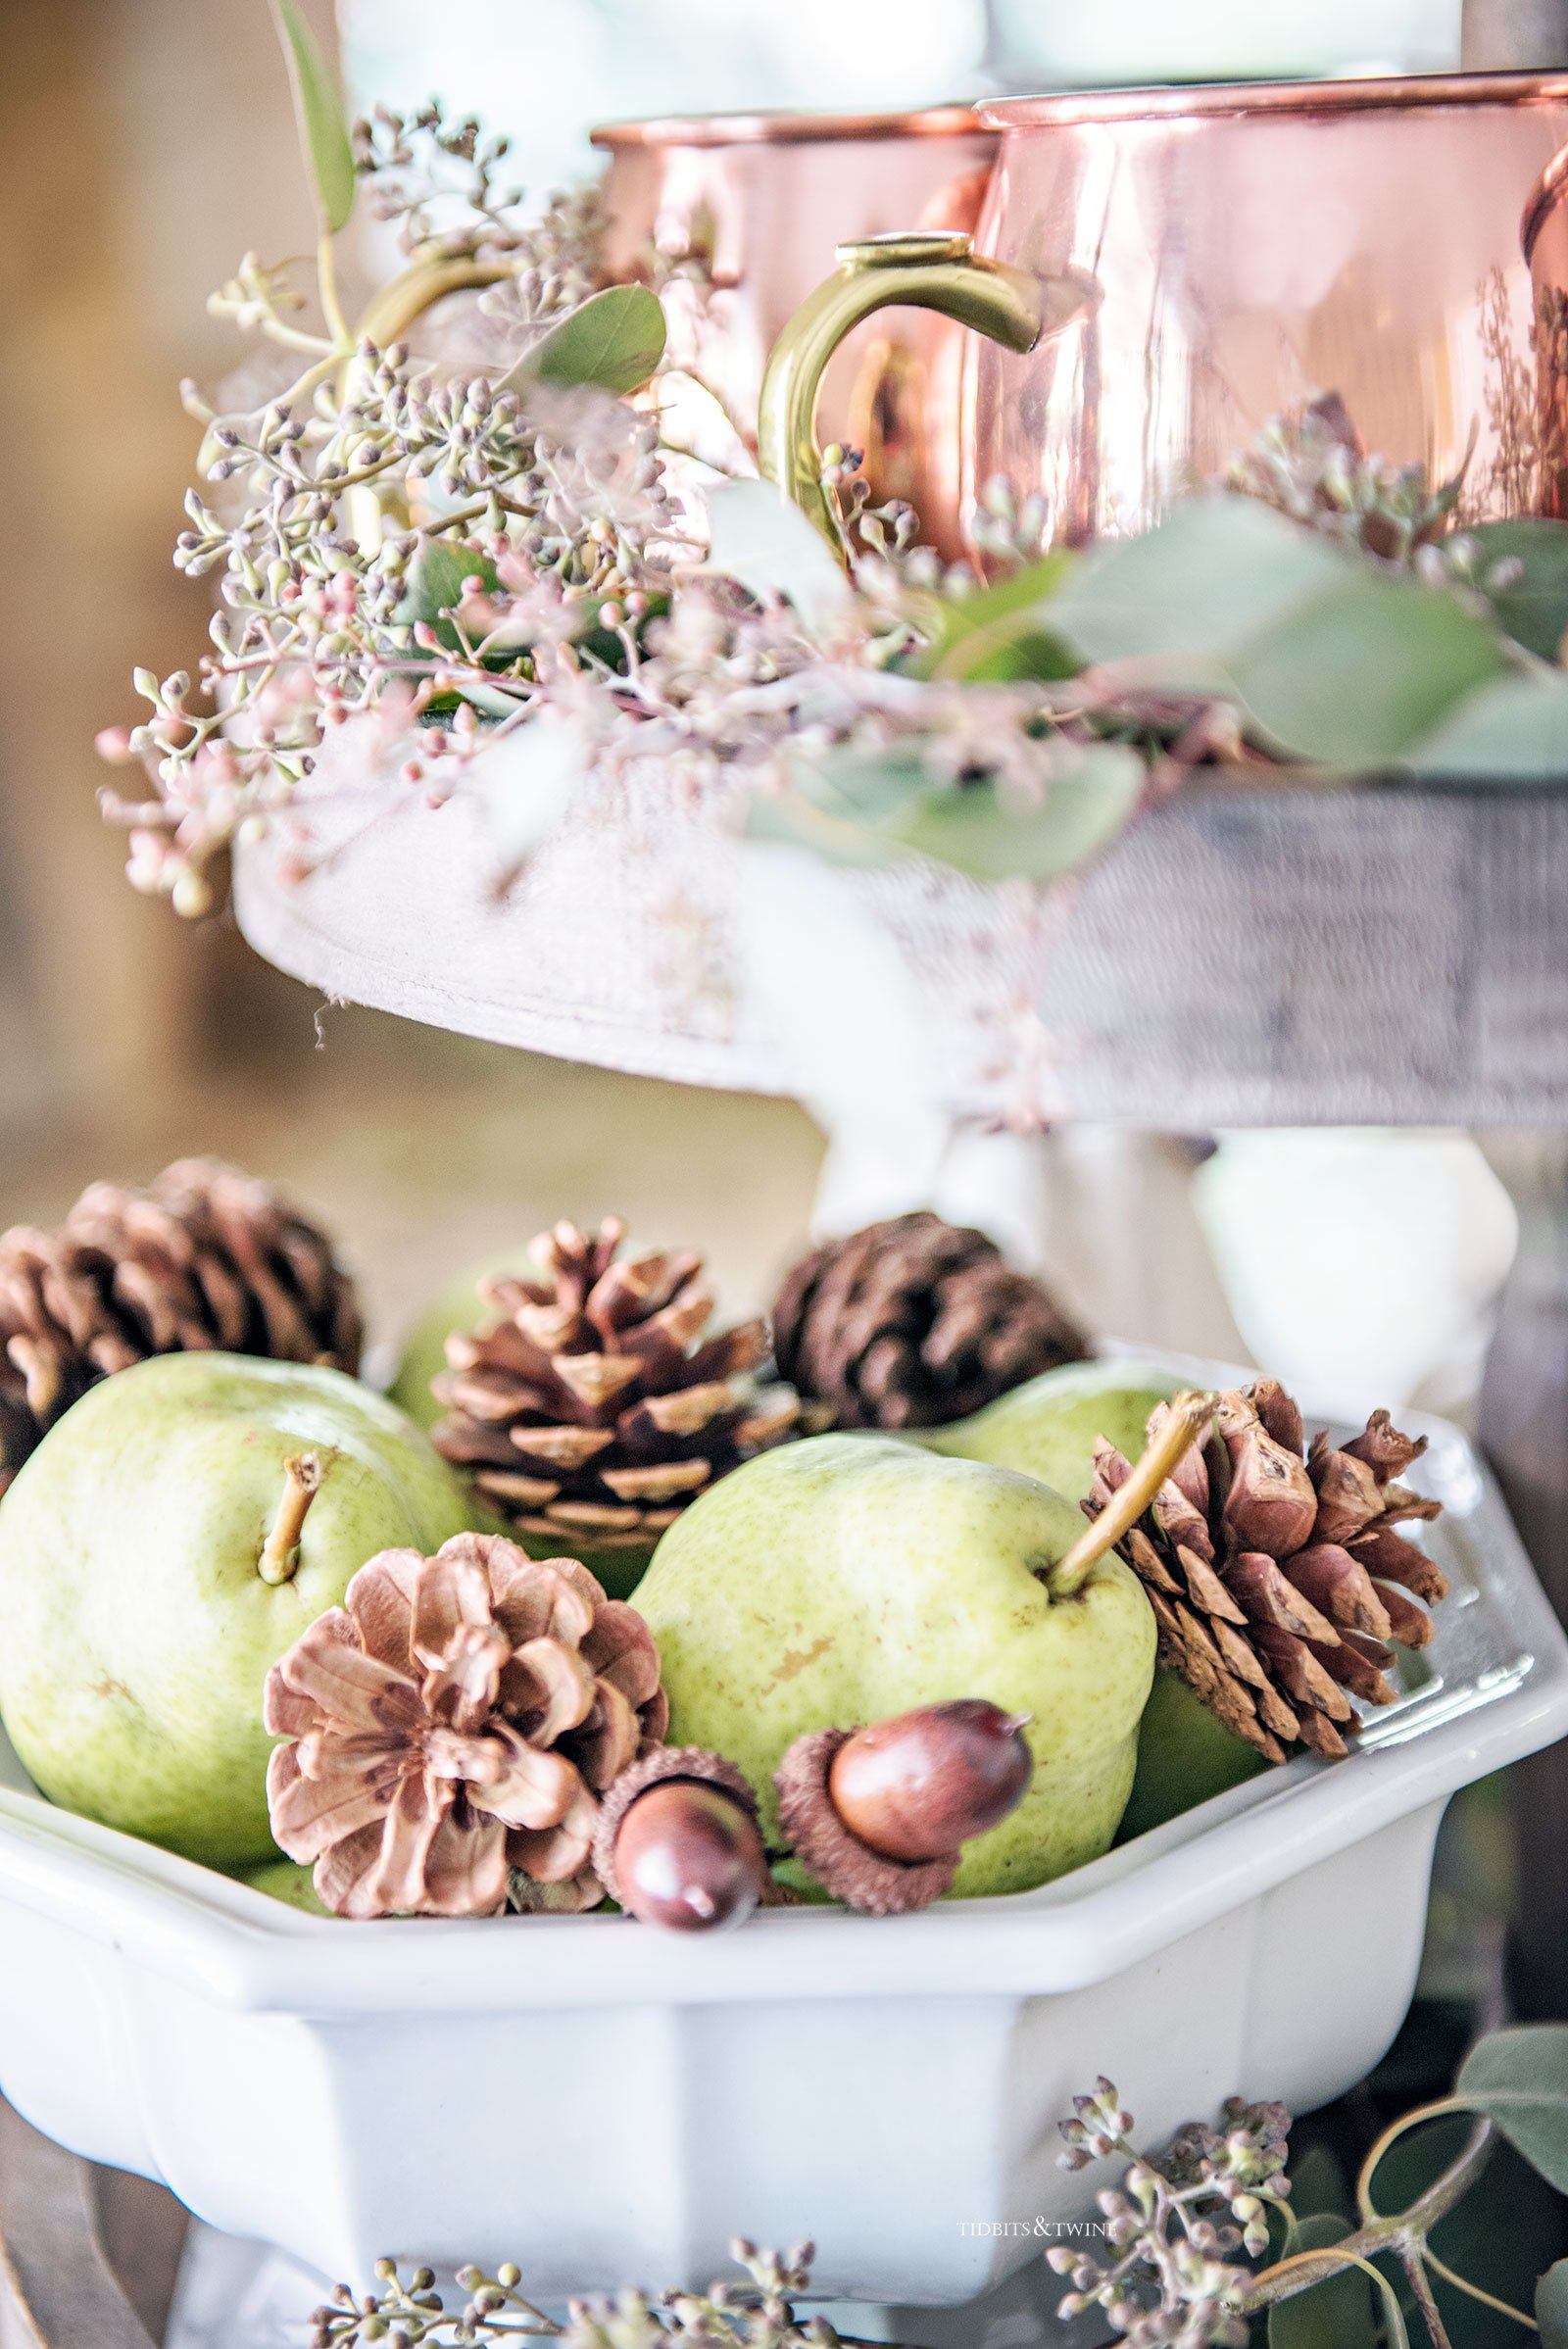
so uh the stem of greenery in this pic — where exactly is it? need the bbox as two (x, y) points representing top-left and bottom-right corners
(1246, 2107), (1494, 2326)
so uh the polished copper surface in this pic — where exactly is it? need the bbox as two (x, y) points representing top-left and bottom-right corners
(593, 104), (995, 550)
(591, 104), (981, 149)
(965, 73), (1568, 544)
(980, 71), (1568, 124)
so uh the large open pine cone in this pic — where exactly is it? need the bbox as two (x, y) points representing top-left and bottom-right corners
(432, 1218), (808, 1561)
(1088, 1379), (1447, 1763)
(771, 1211), (1086, 1431)
(0, 1157), (362, 1492)
(266, 1532), (668, 1917)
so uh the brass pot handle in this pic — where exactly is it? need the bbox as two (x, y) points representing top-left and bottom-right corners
(757, 228), (1093, 554)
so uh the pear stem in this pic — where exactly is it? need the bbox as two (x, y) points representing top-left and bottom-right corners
(258, 1452), (323, 1586)
(1046, 1391), (1217, 1598)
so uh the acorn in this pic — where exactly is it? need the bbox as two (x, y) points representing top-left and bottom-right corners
(776, 1699), (1035, 1916)
(828, 1700), (1033, 1864)
(594, 1746), (768, 1933)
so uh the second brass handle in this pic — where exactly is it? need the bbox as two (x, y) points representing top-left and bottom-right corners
(756, 229), (1094, 556)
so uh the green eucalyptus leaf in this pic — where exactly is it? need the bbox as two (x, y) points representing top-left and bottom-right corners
(1286, 2144), (1354, 2230)
(1465, 518), (1568, 661)
(1406, 667), (1568, 781)
(791, 744), (929, 831)
(1050, 497), (1354, 665)
(1230, 573), (1506, 766)
(1267, 2217), (1381, 2349)
(780, 737), (1144, 884)
(745, 791), (901, 869)
(509, 284), (666, 397)
(1048, 494), (1508, 767)
(1538, 2259), (1568, 2349)
(897, 744), (1144, 881)
(401, 541), (502, 654)
(910, 554), (1081, 683)
(1454, 2026), (1568, 2191)
(270, 0), (356, 235)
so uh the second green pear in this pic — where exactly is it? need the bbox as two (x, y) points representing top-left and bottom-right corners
(633, 1435), (1156, 1897)
(917, 1358), (1176, 1499)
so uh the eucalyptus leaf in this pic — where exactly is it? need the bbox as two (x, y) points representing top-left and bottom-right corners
(1406, 667), (1568, 781)
(896, 745), (1144, 881)
(1465, 518), (1568, 662)
(705, 477), (852, 632)
(910, 554), (1080, 683)
(1267, 2216), (1380, 2349)
(1050, 494), (1509, 766)
(745, 791), (902, 870)
(1454, 2026), (1568, 2191)
(1286, 2144), (1354, 2230)
(270, 0), (356, 235)
(1231, 573), (1506, 766)
(780, 737), (1144, 884)
(1050, 496), (1354, 665)
(1538, 2259), (1568, 2349)
(508, 284), (666, 397)
(401, 542), (501, 654)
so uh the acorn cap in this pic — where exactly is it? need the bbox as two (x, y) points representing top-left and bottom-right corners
(593, 1743), (759, 1907)
(774, 1729), (957, 1916)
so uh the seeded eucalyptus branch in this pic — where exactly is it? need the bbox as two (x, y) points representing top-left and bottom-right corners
(99, 7), (1568, 928)
(310, 2237), (840, 2349)
(297, 2029), (1568, 2349)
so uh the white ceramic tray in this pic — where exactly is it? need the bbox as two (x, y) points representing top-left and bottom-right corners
(0, 1396), (1561, 2307)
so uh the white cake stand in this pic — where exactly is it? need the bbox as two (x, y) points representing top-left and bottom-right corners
(233, 769), (1568, 2027)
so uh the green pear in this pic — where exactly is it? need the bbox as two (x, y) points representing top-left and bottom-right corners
(388, 1247), (544, 1432)
(1118, 1668), (1269, 1840)
(633, 1434), (1155, 1897)
(918, 1359), (1177, 1501)
(243, 1858), (334, 1915)
(0, 1353), (475, 1869)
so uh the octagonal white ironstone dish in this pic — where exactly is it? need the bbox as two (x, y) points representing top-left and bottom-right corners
(0, 1384), (1560, 2307)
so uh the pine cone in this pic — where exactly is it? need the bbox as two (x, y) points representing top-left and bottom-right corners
(1087, 1379), (1447, 1763)
(0, 1157), (362, 1491)
(265, 1532), (668, 1918)
(431, 1218), (808, 1563)
(771, 1211), (1086, 1431)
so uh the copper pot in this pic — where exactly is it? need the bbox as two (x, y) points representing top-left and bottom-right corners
(592, 105), (996, 550)
(760, 72), (1568, 553)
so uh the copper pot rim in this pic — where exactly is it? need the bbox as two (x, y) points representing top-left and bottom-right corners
(590, 102), (983, 151)
(1523, 141), (1568, 261)
(980, 69), (1568, 130)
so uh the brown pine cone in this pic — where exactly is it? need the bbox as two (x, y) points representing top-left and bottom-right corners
(771, 1211), (1085, 1431)
(0, 1157), (362, 1492)
(265, 1533), (668, 1917)
(1087, 1379), (1447, 1763)
(431, 1217), (808, 1566)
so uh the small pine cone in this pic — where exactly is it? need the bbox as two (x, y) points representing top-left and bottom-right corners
(0, 1157), (362, 1492)
(771, 1211), (1085, 1431)
(1087, 1379), (1448, 1764)
(265, 1532), (669, 1918)
(432, 1218), (808, 1562)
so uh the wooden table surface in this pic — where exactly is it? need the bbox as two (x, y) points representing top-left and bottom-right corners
(0, 2099), (186, 2349)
